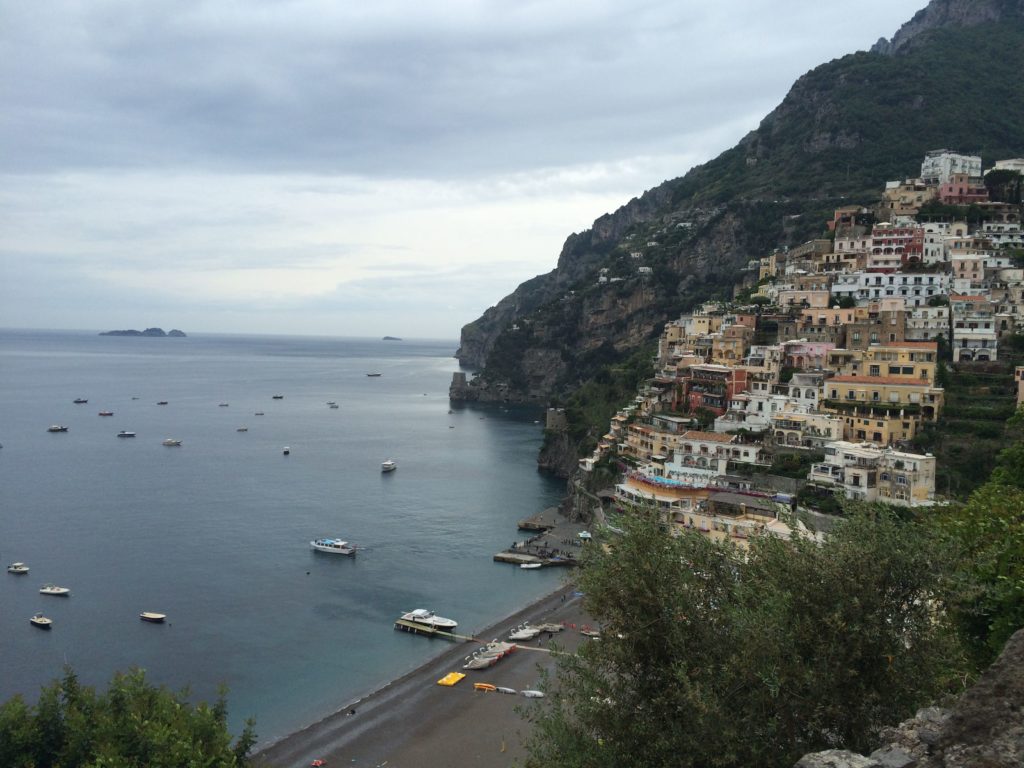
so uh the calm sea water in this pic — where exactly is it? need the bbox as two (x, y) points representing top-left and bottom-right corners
(0, 330), (564, 743)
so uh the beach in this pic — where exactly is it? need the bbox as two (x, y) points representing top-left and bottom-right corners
(255, 583), (591, 768)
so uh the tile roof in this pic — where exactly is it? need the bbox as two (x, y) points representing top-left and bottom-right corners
(682, 430), (736, 443)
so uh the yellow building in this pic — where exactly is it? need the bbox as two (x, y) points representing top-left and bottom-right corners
(711, 325), (753, 365)
(826, 342), (938, 383)
(822, 375), (943, 445)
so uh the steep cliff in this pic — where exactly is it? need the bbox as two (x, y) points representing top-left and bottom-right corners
(454, 0), (1024, 471)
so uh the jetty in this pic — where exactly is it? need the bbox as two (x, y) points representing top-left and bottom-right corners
(494, 510), (585, 568)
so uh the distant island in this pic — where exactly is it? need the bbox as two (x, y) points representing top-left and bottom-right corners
(99, 328), (187, 337)
(382, 336), (402, 341)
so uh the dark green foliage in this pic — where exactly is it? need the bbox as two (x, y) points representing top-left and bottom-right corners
(525, 509), (966, 768)
(984, 168), (1023, 203)
(0, 668), (255, 768)
(769, 451), (824, 479)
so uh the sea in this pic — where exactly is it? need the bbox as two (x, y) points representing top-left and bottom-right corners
(0, 329), (565, 744)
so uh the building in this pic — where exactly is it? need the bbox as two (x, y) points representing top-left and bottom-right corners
(950, 294), (999, 361)
(769, 411), (845, 450)
(826, 342), (938, 383)
(938, 173), (989, 206)
(677, 365), (750, 416)
(831, 272), (950, 309)
(906, 305), (952, 341)
(809, 441), (937, 507)
(920, 150), (982, 185)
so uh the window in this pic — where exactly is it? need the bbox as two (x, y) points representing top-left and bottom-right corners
(872, 391), (880, 401)
(870, 365), (881, 376)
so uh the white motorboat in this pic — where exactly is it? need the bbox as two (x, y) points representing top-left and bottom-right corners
(381, 459), (397, 473)
(117, 431), (136, 438)
(40, 584), (70, 596)
(47, 425), (69, 433)
(400, 609), (458, 631)
(520, 562), (543, 570)
(140, 612), (166, 623)
(162, 438), (182, 446)
(30, 613), (53, 629)
(310, 538), (356, 555)
(7, 562), (30, 574)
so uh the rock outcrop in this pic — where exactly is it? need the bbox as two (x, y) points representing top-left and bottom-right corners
(99, 327), (187, 337)
(872, 0), (1024, 55)
(795, 628), (1024, 768)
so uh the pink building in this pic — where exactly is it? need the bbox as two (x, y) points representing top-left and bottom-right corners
(783, 340), (835, 370)
(938, 173), (989, 205)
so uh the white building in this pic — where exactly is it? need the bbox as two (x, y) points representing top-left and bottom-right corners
(921, 150), (982, 185)
(950, 294), (998, 362)
(906, 305), (952, 341)
(809, 441), (937, 507)
(831, 271), (950, 307)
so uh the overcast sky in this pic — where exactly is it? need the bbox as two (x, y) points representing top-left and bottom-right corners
(1, 0), (924, 340)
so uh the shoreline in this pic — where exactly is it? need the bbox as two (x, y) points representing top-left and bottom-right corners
(255, 580), (588, 767)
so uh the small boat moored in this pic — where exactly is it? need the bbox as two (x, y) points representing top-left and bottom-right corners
(73, 398), (88, 404)
(520, 562), (543, 570)
(140, 612), (167, 623)
(272, 394), (284, 399)
(162, 438), (182, 446)
(98, 410), (114, 416)
(47, 425), (69, 433)
(283, 446), (290, 455)
(310, 538), (356, 555)
(7, 562), (30, 574)
(30, 613), (53, 629)
(40, 584), (70, 596)
(366, 372), (382, 377)
(381, 459), (397, 473)
(117, 431), (137, 438)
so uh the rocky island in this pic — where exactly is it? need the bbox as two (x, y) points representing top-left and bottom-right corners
(99, 328), (186, 337)
(382, 335), (402, 341)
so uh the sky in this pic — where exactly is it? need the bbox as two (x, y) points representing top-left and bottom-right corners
(0, 0), (925, 340)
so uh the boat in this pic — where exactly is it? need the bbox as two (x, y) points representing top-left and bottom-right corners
(496, 686), (517, 695)
(157, 401), (168, 406)
(140, 612), (166, 623)
(40, 584), (70, 596)
(30, 613), (53, 629)
(255, 411), (265, 416)
(521, 690), (545, 698)
(473, 683), (496, 692)
(520, 562), (543, 570)
(400, 609), (458, 631)
(47, 425), (69, 433)
(117, 431), (136, 438)
(509, 624), (543, 641)
(98, 410), (114, 416)
(236, 426), (248, 432)
(437, 672), (466, 687)
(366, 372), (382, 377)
(162, 438), (182, 446)
(462, 641), (517, 670)
(328, 403), (339, 409)
(218, 402), (229, 407)
(73, 398), (87, 404)
(272, 394), (284, 400)
(381, 459), (397, 473)
(282, 446), (290, 455)
(310, 538), (356, 555)
(7, 562), (30, 574)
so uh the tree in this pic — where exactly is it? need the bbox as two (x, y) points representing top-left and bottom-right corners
(0, 668), (256, 768)
(524, 508), (966, 768)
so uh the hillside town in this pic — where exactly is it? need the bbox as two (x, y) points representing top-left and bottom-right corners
(570, 150), (1024, 543)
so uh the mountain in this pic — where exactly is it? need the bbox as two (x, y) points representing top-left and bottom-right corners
(453, 0), (1024, 470)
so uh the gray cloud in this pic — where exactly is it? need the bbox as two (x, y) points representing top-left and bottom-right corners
(2, 1), (923, 178)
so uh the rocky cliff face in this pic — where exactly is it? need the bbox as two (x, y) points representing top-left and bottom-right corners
(796, 628), (1024, 768)
(872, 0), (1024, 54)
